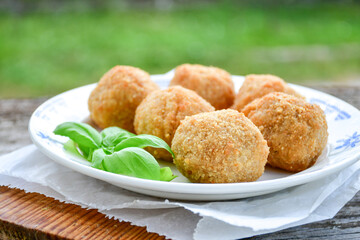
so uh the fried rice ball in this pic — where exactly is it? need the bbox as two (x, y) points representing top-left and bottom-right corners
(171, 109), (269, 183)
(88, 65), (159, 132)
(232, 74), (304, 111)
(134, 86), (215, 161)
(169, 64), (235, 110)
(242, 92), (328, 172)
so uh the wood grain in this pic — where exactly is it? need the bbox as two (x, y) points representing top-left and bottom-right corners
(0, 186), (165, 240)
(0, 85), (360, 239)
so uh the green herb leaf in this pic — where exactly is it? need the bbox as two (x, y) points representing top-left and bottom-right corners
(102, 147), (114, 155)
(54, 122), (101, 149)
(160, 167), (177, 182)
(114, 134), (175, 159)
(101, 127), (136, 147)
(91, 148), (107, 170)
(102, 147), (161, 180)
(63, 140), (84, 158)
(77, 144), (90, 159)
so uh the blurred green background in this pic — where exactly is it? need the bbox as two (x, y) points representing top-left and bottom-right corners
(0, 0), (359, 98)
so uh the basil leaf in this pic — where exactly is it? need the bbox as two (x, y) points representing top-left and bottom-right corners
(160, 167), (177, 182)
(87, 149), (95, 162)
(101, 127), (135, 147)
(114, 134), (175, 159)
(91, 148), (107, 170)
(54, 122), (101, 149)
(102, 147), (114, 155)
(77, 144), (93, 161)
(102, 147), (161, 180)
(63, 140), (84, 158)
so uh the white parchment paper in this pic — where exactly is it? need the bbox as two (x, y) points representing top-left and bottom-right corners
(0, 145), (359, 240)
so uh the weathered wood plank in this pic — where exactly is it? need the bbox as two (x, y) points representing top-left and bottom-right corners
(0, 98), (45, 155)
(0, 186), (166, 240)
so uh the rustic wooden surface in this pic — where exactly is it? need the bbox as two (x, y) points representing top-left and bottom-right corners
(0, 186), (164, 240)
(0, 84), (359, 239)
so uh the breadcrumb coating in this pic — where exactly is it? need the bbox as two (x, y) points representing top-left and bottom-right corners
(134, 86), (215, 161)
(88, 65), (159, 132)
(169, 64), (235, 110)
(172, 109), (269, 183)
(242, 92), (328, 172)
(232, 74), (304, 111)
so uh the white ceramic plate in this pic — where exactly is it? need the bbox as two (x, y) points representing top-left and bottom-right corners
(29, 72), (360, 201)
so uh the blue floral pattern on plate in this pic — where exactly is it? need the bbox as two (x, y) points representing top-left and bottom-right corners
(309, 98), (351, 121)
(335, 132), (360, 150)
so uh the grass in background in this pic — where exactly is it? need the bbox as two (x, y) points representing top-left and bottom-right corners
(0, 2), (360, 98)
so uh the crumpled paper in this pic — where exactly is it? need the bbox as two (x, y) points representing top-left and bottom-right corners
(0, 145), (359, 240)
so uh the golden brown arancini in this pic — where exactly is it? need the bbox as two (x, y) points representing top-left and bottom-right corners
(171, 109), (269, 183)
(88, 65), (159, 132)
(232, 74), (304, 111)
(169, 64), (235, 110)
(134, 86), (215, 161)
(242, 92), (328, 172)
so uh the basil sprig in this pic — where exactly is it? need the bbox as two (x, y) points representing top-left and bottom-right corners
(54, 122), (176, 182)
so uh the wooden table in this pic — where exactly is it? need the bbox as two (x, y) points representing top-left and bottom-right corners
(1, 85), (360, 240)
